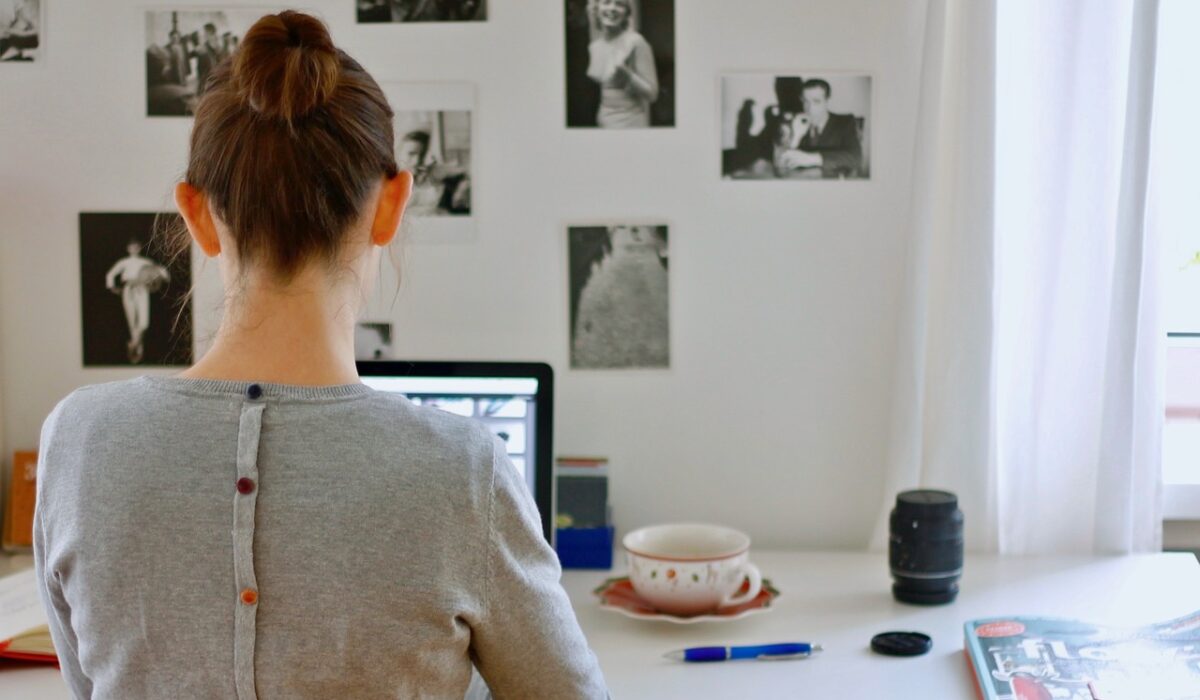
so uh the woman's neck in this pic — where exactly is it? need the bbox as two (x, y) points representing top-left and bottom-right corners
(602, 25), (626, 40)
(181, 274), (362, 387)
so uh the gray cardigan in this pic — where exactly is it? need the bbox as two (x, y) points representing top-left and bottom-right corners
(33, 377), (607, 699)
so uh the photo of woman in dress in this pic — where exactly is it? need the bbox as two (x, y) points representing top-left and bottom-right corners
(565, 0), (675, 128)
(105, 240), (171, 364)
(587, 0), (657, 128)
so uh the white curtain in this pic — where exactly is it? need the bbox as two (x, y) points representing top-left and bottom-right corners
(992, 0), (1162, 554)
(870, 0), (999, 553)
(874, 0), (1163, 555)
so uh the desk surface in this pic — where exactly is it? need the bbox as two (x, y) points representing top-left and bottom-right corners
(3, 550), (1199, 699)
(563, 550), (1200, 698)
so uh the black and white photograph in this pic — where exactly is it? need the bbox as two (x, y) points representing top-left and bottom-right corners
(80, 213), (192, 367)
(145, 9), (262, 117)
(383, 82), (475, 240)
(721, 73), (872, 180)
(569, 224), (669, 369)
(0, 0), (40, 62)
(356, 0), (485, 22)
(395, 110), (471, 216)
(565, 0), (674, 128)
(355, 321), (394, 360)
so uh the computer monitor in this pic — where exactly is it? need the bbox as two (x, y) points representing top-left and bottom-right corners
(357, 361), (555, 544)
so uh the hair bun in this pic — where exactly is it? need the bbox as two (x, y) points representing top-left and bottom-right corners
(233, 11), (339, 125)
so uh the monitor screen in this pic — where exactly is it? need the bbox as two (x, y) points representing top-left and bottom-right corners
(357, 362), (554, 543)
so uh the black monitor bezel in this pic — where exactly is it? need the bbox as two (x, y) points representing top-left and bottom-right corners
(356, 360), (555, 544)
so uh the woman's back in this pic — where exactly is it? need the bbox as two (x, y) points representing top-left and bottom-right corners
(35, 10), (607, 697)
(36, 376), (605, 698)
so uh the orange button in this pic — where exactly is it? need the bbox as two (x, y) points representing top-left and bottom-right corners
(240, 588), (258, 605)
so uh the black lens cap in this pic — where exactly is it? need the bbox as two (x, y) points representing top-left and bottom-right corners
(870, 631), (933, 657)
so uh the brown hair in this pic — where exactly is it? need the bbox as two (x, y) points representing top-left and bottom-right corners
(168, 11), (398, 282)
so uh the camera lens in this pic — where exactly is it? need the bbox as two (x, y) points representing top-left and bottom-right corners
(889, 490), (963, 605)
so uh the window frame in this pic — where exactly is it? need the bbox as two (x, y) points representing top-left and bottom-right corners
(1163, 337), (1200, 520)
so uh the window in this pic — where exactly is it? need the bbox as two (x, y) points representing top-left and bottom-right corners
(1157, 0), (1200, 519)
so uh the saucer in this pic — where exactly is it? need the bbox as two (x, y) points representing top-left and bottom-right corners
(593, 576), (780, 624)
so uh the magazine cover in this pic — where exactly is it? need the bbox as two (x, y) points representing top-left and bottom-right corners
(964, 611), (1200, 700)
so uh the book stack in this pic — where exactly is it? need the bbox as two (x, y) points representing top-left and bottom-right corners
(554, 456), (614, 570)
(2, 451), (37, 552)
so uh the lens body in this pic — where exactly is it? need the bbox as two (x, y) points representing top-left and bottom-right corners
(889, 490), (963, 605)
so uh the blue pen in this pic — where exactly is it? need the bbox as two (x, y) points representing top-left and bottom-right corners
(663, 642), (822, 662)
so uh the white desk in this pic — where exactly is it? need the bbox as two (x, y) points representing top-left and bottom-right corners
(3, 551), (1199, 699)
(560, 550), (1200, 699)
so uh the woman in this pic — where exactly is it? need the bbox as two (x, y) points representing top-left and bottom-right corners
(586, 0), (659, 128)
(34, 11), (607, 699)
(104, 239), (170, 364)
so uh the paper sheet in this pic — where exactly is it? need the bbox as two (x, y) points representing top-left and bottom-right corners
(0, 568), (48, 641)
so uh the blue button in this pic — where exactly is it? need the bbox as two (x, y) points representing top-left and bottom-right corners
(247, 384), (263, 400)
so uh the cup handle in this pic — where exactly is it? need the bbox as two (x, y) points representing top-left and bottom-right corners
(719, 562), (762, 608)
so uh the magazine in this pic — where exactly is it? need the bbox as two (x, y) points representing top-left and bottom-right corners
(964, 611), (1200, 700)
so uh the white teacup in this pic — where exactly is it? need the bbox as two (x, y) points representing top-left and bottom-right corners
(623, 523), (762, 616)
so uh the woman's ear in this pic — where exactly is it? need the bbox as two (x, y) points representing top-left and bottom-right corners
(370, 171), (413, 247)
(174, 182), (221, 257)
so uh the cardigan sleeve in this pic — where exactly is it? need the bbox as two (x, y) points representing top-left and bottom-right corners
(467, 437), (609, 699)
(33, 400), (94, 699)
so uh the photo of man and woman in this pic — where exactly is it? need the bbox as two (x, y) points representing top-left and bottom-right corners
(0, 0), (39, 62)
(145, 10), (258, 117)
(721, 73), (872, 180)
(565, 0), (675, 128)
(356, 0), (486, 23)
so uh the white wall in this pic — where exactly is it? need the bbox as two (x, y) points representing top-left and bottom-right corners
(0, 0), (926, 549)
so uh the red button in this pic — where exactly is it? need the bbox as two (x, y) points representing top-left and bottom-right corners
(236, 478), (255, 494)
(240, 588), (258, 605)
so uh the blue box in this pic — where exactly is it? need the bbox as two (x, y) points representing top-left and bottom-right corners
(555, 526), (615, 569)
